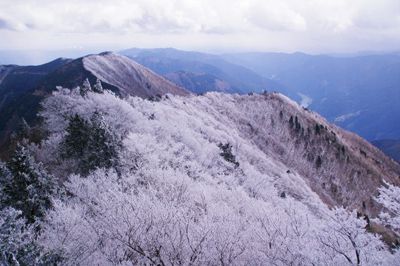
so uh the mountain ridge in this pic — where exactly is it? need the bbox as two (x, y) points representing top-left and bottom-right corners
(222, 52), (400, 141)
(0, 52), (189, 158)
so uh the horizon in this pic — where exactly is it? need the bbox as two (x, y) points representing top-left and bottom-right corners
(1, 47), (400, 66)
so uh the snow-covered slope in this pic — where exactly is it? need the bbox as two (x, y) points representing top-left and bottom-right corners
(83, 52), (189, 98)
(40, 89), (400, 217)
(36, 88), (400, 264)
(214, 93), (400, 216)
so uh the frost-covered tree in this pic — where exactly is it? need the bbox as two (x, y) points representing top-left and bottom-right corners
(80, 78), (92, 96)
(0, 207), (39, 265)
(93, 78), (104, 93)
(317, 208), (389, 265)
(1, 145), (55, 223)
(375, 182), (400, 233)
(36, 86), (396, 265)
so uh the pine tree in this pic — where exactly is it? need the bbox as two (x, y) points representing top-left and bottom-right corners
(218, 143), (239, 168)
(315, 155), (322, 168)
(63, 114), (91, 158)
(62, 113), (120, 175)
(0, 162), (12, 206)
(2, 145), (55, 223)
(289, 116), (294, 128)
(80, 78), (92, 96)
(93, 78), (104, 93)
(0, 207), (39, 265)
(84, 112), (118, 173)
(17, 118), (31, 139)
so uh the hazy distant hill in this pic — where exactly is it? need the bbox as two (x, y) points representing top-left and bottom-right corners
(120, 48), (287, 94)
(222, 52), (400, 141)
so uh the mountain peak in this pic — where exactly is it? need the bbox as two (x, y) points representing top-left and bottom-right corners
(98, 51), (114, 56)
(82, 52), (189, 98)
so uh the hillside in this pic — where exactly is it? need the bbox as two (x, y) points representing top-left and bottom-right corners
(164, 71), (236, 94)
(83, 52), (188, 98)
(24, 88), (398, 264)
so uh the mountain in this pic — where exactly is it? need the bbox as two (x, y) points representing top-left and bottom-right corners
(0, 58), (72, 153)
(222, 52), (400, 141)
(200, 92), (400, 217)
(164, 71), (235, 94)
(0, 58), (71, 109)
(372, 139), (400, 162)
(120, 48), (287, 94)
(31, 88), (400, 264)
(2, 52), (400, 263)
(83, 52), (188, 98)
(0, 52), (189, 158)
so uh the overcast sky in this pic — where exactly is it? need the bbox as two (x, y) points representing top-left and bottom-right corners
(1, 0), (400, 55)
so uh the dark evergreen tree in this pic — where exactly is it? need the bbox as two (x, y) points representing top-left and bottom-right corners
(0, 207), (39, 265)
(83, 112), (119, 174)
(0, 162), (12, 206)
(80, 78), (92, 97)
(218, 143), (240, 168)
(316, 156), (323, 168)
(63, 114), (91, 158)
(294, 116), (301, 132)
(17, 118), (31, 140)
(289, 116), (294, 128)
(1, 145), (55, 223)
(62, 113), (120, 175)
(93, 78), (104, 93)
(315, 124), (321, 135)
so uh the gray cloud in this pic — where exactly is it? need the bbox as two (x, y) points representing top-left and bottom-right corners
(0, 0), (399, 53)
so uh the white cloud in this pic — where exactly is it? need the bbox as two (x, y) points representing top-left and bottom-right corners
(245, 0), (307, 32)
(0, 0), (399, 53)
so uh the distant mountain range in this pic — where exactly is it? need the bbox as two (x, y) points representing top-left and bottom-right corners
(120, 48), (287, 94)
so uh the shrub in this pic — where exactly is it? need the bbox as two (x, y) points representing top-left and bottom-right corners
(218, 143), (239, 168)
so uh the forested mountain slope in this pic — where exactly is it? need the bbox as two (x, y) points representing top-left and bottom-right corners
(0, 53), (188, 159)
(1, 83), (399, 264)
